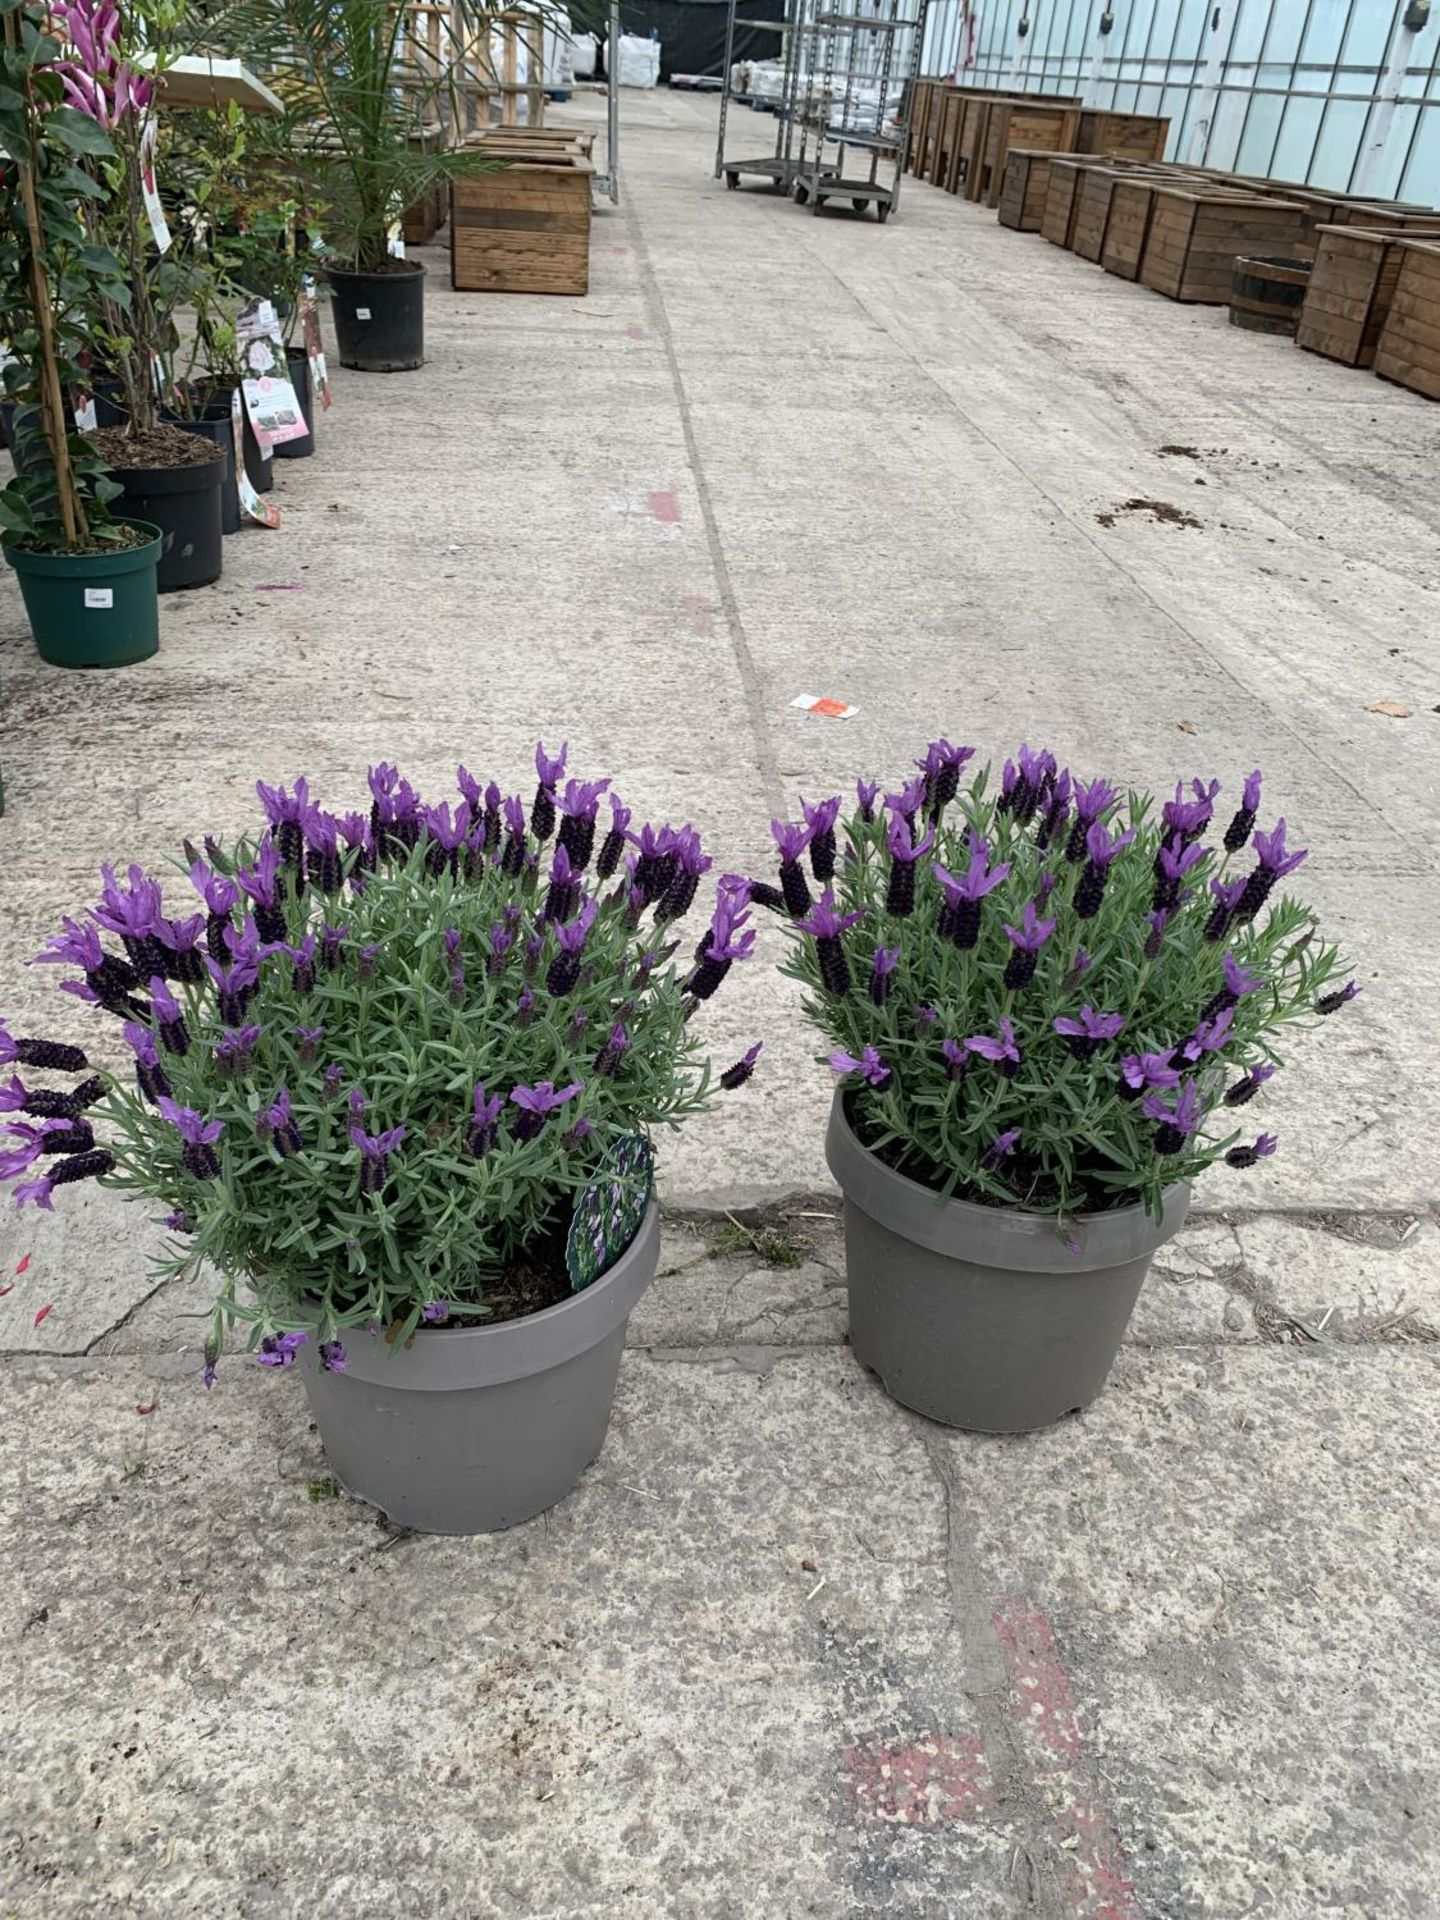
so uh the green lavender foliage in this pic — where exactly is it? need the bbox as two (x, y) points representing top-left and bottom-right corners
(88, 790), (731, 1349)
(778, 759), (1347, 1221)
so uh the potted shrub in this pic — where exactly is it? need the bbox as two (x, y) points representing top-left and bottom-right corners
(0, 1), (161, 666)
(51, 0), (228, 591)
(0, 748), (761, 1532)
(225, 0), (508, 371)
(762, 744), (1356, 1432)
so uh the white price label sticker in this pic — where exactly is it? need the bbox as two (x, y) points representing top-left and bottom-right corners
(354, 307), (372, 321)
(84, 587), (113, 609)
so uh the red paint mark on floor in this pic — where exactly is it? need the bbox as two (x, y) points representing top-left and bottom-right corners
(992, 1596), (1143, 1919)
(625, 325), (645, 340)
(646, 489), (681, 528)
(842, 1733), (991, 1827)
(681, 593), (716, 638)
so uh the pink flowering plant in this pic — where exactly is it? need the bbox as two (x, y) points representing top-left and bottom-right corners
(0, 747), (760, 1379)
(763, 741), (1355, 1219)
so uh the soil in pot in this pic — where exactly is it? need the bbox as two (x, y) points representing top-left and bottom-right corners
(95, 423), (225, 593)
(825, 1094), (1189, 1433)
(274, 348), (315, 459)
(297, 1203), (661, 1535)
(327, 260), (425, 373)
(2, 518), (162, 668)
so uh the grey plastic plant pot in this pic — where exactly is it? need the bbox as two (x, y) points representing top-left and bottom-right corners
(825, 1095), (1189, 1433)
(297, 1202), (660, 1534)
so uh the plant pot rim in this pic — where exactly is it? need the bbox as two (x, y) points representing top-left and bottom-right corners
(319, 1199), (660, 1392)
(2, 519), (162, 574)
(325, 259), (426, 282)
(104, 450), (227, 490)
(825, 1092), (1188, 1273)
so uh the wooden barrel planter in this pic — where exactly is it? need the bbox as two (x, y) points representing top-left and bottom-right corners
(1229, 255), (1311, 335)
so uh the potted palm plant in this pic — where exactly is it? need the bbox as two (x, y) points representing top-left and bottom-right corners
(0, 748), (762, 1533)
(0, 0), (161, 665)
(761, 744), (1357, 1433)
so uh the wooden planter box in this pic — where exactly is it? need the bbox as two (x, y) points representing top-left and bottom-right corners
(998, 149), (1075, 231)
(1296, 225), (1440, 367)
(927, 88), (964, 191)
(1373, 242), (1440, 400)
(907, 79), (936, 175)
(980, 101), (1080, 207)
(1101, 178), (1163, 280)
(1076, 110), (1169, 162)
(1072, 166), (1146, 262)
(451, 149), (593, 295)
(1039, 157), (1105, 248)
(1139, 190), (1307, 303)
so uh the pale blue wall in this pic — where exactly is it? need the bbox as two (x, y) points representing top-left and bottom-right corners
(921, 0), (1440, 205)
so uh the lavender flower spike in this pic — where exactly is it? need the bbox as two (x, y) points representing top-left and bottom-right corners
(869, 946), (900, 1007)
(1226, 1133), (1278, 1170)
(772, 819), (813, 919)
(884, 812), (935, 918)
(157, 1097), (224, 1180)
(467, 1083), (504, 1158)
(509, 1080), (583, 1141)
(1053, 1006), (1125, 1061)
(720, 1042), (764, 1091)
(263, 1087), (303, 1158)
(801, 796), (842, 883)
(1141, 1082), (1204, 1156)
(980, 1128), (1021, 1171)
(798, 892), (863, 997)
(350, 1123), (407, 1195)
(827, 1046), (891, 1089)
(934, 840), (1011, 949)
(965, 1017), (1021, 1075)
(1002, 901), (1058, 990)
(1223, 770), (1263, 853)
(1234, 818), (1308, 926)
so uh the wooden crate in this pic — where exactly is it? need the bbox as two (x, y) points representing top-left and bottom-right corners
(1333, 203), (1440, 234)
(1297, 225), (1440, 366)
(907, 79), (936, 176)
(959, 97), (992, 200)
(1101, 177), (1162, 280)
(1139, 191), (1307, 303)
(998, 148), (1074, 231)
(927, 87), (964, 190)
(1071, 166), (1130, 262)
(1077, 110), (1169, 162)
(980, 100), (1080, 207)
(451, 152), (593, 295)
(1373, 241), (1440, 400)
(1040, 156), (1105, 248)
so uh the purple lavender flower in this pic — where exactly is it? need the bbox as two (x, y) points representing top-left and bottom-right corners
(356, 944), (380, 983)
(542, 845), (580, 926)
(13, 1176), (54, 1211)
(166, 1210), (195, 1233)
(423, 801), (470, 876)
(593, 1024), (631, 1077)
(855, 779), (880, 824)
(263, 1087), (303, 1158)
(596, 796), (632, 881)
(655, 828), (711, 924)
(319, 1341), (347, 1374)
(720, 1041), (764, 1091)
(1317, 980), (1361, 1016)
(941, 1037), (968, 1082)
(1224, 1062), (1276, 1107)
(34, 916), (140, 1014)
(148, 976), (190, 1057)
(501, 794), (528, 877)
(1065, 778), (1120, 862)
(980, 1128), (1021, 1171)
(158, 1098), (224, 1180)
(1177, 1006), (1235, 1064)
(771, 819), (813, 919)
(1035, 768), (1073, 851)
(1223, 770), (1263, 853)
(516, 985), (536, 1028)
(1152, 833), (1206, 915)
(885, 775), (927, 829)
(1075, 820), (1138, 921)
(93, 863), (166, 976)
(422, 1300), (451, 1324)
(933, 839), (1011, 948)
(916, 739), (975, 818)
(1002, 901), (1058, 989)
(629, 823), (679, 907)
(563, 1117), (595, 1150)
(213, 1024), (262, 1081)
(884, 813), (935, 918)
(966, 1017), (1021, 1076)
(277, 934), (317, 997)
(123, 1018), (172, 1102)
(1234, 819), (1308, 925)
(802, 797), (842, 882)
(322, 1062), (345, 1103)
(1226, 1132), (1278, 1169)
(1199, 952), (1263, 1024)
(257, 777), (311, 869)
(256, 1331), (307, 1369)
(509, 1080), (582, 1141)
(1203, 876), (1247, 943)
(155, 914), (206, 985)
(546, 897), (599, 996)
(350, 1122), (406, 1195)
(869, 946), (900, 1007)
(1053, 1005), (1126, 1061)
(467, 1083), (504, 1158)
(828, 1046), (891, 1089)
(1119, 1051), (1180, 1100)
(531, 740), (568, 841)
(1141, 1081), (1204, 1156)
(236, 838), (287, 945)
(1144, 910), (1169, 960)
(556, 777), (611, 870)
(999, 744), (1054, 826)
(303, 807), (344, 895)
(798, 892), (863, 997)
(687, 883), (755, 1000)
(1161, 778), (1219, 844)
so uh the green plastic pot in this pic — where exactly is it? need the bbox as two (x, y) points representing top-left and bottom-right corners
(2, 520), (161, 668)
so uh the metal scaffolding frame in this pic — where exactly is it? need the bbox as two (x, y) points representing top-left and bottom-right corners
(714, 0), (809, 192)
(791, 0), (929, 222)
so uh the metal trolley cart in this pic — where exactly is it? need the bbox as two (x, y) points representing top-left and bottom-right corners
(791, 0), (927, 223)
(713, 0), (808, 193)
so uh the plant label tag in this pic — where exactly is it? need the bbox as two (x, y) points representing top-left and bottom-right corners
(300, 282), (333, 411)
(354, 307), (372, 321)
(233, 389), (282, 529)
(790, 693), (860, 720)
(73, 391), (98, 432)
(140, 115), (171, 253)
(84, 588), (113, 609)
(235, 299), (308, 451)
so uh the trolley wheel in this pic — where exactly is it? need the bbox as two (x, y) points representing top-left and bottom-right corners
(852, 198), (870, 213)
(793, 182), (809, 204)
(812, 195), (824, 215)
(876, 203), (891, 224)
(725, 171), (739, 190)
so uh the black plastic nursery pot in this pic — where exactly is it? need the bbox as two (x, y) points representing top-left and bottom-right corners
(165, 406), (241, 535)
(107, 448), (226, 593)
(327, 261), (425, 372)
(2, 520), (162, 669)
(298, 1203), (660, 1535)
(825, 1095), (1190, 1433)
(194, 381), (271, 496)
(274, 348), (315, 459)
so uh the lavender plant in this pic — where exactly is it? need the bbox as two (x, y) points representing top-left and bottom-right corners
(765, 741), (1355, 1220)
(0, 748), (760, 1377)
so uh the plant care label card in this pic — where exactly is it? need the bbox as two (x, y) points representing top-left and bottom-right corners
(84, 588), (113, 609)
(565, 1134), (655, 1291)
(140, 115), (171, 254)
(235, 299), (308, 452)
(233, 389), (281, 530)
(299, 279), (332, 412)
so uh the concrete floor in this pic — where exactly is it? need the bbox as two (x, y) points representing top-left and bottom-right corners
(2, 90), (1438, 1918)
